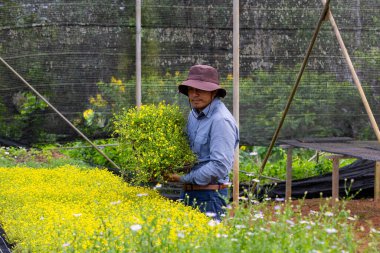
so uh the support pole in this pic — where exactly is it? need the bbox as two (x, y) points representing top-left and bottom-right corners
(285, 146), (293, 201)
(331, 156), (340, 206)
(232, 0), (240, 209)
(375, 161), (380, 201)
(322, 0), (380, 142)
(136, 0), (142, 108)
(0, 57), (122, 172)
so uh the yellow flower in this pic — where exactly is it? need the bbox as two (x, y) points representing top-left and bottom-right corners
(89, 94), (108, 107)
(227, 73), (233, 81)
(83, 109), (94, 120)
(240, 145), (247, 151)
(111, 76), (120, 84)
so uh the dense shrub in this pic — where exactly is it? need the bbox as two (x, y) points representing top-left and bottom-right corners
(113, 102), (196, 183)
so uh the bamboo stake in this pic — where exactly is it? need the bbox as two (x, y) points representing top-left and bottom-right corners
(322, 0), (380, 142)
(136, 0), (142, 108)
(375, 161), (380, 201)
(0, 56), (122, 172)
(232, 0), (240, 210)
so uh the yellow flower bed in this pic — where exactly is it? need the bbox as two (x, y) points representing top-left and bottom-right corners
(0, 166), (221, 252)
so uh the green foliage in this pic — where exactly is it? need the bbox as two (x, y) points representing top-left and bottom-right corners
(13, 91), (48, 115)
(113, 101), (196, 184)
(59, 139), (119, 168)
(0, 91), (51, 142)
(0, 146), (91, 168)
(238, 146), (355, 184)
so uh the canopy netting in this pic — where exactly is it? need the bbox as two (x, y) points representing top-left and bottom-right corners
(0, 0), (379, 146)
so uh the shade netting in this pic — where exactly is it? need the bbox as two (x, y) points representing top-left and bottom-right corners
(0, 0), (379, 146)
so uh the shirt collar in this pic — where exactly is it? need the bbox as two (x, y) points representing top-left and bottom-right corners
(192, 98), (220, 119)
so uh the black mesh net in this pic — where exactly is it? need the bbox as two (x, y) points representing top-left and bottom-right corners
(0, 0), (379, 146)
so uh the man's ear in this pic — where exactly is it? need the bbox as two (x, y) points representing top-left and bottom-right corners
(211, 90), (218, 99)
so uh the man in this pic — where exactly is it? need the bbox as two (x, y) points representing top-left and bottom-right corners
(167, 64), (239, 220)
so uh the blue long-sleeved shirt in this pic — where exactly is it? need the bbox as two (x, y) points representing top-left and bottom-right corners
(180, 98), (239, 185)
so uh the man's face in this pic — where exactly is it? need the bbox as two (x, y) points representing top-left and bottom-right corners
(188, 87), (216, 111)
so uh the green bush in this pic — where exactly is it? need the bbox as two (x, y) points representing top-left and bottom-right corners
(113, 101), (196, 184)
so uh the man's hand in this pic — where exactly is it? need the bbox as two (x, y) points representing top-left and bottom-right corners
(166, 173), (181, 182)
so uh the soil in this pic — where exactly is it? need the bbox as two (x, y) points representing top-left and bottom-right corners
(292, 198), (380, 252)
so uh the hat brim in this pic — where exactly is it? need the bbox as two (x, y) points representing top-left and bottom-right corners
(178, 80), (226, 98)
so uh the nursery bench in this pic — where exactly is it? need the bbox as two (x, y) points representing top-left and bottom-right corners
(279, 138), (380, 204)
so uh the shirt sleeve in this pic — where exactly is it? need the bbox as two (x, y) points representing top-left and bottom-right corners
(180, 117), (238, 185)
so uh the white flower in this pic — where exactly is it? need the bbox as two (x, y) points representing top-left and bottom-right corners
(177, 232), (185, 238)
(205, 212), (217, 218)
(324, 211), (334, 217)
(253, 212), (264, 219)
(110, 200), (122, 205)
(286, 220), (295, 226)
(73, 213), (82, 217)
(325, 228), (337, 234)
(130, 224), (142, 231)
(239, 196), (248, 201)
(370, 228), (380, 234)
(62, 242), (70, 247)
(347, 216), (356, 221)
(252, 178), (260, 183)
(249, 151), (258, 156)
(137, 193), (148, 197)
(275, 197), (285, 202)
(235, 224), (246, 229)
(274, 205), (281, 210)
(208, 220), (220, 227)
(310, 210), (319, 215)
(154, 183), (162, 189)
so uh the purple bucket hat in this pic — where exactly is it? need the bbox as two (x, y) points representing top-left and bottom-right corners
(178, 65), (227, 98)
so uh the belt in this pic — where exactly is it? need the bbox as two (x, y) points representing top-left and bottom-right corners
(183, 184), (230, 191)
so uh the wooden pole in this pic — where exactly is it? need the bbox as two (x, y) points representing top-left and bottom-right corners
(136, 0), (142, 108)
(375, 161), (380, 201)
(285, 146), (293, 201)
(232, 0), (240, 209)
(322, 0), (380, 142)
(331, 156), (340, 205)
